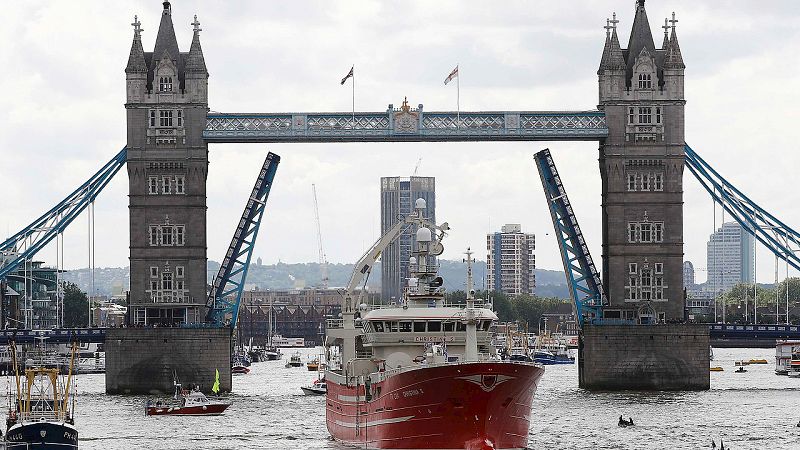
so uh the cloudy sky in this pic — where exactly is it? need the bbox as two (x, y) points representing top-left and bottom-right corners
(1, 1), (799, 285)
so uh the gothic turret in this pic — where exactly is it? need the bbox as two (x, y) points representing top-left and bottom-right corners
(662, 12), (685, 99)
(126, 16), (147, 102)
(626, 0), (656, 86)
(598, 13), (626, 102)
(185, 15), (209, 102)
(153, 1), (181, 64)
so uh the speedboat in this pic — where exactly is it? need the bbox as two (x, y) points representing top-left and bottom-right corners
(301, 377), (327, 395)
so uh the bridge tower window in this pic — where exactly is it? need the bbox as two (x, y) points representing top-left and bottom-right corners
(637, 73), (652, 89)
(159, 110), (173, 127)
(159, 76), (173, 92)
(638, 107), (652, 124)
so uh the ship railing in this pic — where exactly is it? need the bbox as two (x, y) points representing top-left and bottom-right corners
(18, 409), (68, 423)
(326, 318), (344, 329)
(441, 299), (491, 309)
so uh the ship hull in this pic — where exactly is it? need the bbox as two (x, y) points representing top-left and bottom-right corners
(5, 421), (78, 449)
(326, 361), (543, 449)
(146, 402), (230, 416)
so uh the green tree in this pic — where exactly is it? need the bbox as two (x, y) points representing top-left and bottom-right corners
(487, 291), (514, 322)
(63, 282), (88, 328)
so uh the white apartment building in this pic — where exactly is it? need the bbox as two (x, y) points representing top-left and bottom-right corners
(486, 224), (535, 296)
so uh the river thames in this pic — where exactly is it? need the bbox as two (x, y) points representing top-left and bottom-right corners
(12, 347), (797, 450)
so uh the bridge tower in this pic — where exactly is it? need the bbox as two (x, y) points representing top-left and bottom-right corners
(598, 0), (685, 322)
(125, 1), (209, 326)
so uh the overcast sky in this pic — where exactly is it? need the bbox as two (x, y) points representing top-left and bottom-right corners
(1, 1), (799, 285)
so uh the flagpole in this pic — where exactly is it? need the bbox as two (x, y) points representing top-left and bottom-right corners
(351, 64), (355, 128)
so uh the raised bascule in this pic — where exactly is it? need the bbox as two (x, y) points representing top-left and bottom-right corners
(3, 0), (800, 393)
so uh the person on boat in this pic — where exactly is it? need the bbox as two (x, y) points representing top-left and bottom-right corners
(629, 417), (634, 426)
(712, 440), (716, 448)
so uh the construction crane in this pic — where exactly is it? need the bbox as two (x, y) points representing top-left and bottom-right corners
(206, 152), (280, 329)
(312, 184), (329, 289)
(534, 148), (605, 325)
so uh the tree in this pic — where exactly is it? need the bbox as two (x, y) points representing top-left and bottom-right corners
(63, 282), (88, 328)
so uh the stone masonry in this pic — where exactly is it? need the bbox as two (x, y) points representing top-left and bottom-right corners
(125, 2), (209, 326)
(598, 1), (686, 321)
(105, 328), (231, 394)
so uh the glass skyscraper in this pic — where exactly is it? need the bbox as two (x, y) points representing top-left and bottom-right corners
(380, 176), (435, 301)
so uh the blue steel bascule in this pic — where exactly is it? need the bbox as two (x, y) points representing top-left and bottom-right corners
(205, 152), (280, 329)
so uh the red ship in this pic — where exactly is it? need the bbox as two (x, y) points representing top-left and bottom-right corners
(325, 200), (544, 449)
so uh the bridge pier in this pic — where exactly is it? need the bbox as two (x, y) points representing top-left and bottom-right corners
(105, 328), (231, 394)
(579, 324), (709, 390)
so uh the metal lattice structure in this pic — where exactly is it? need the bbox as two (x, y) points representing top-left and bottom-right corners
(206, 152), (281, 329)
(534, 149), (605, 325)
(0, 148), (127, 280)
(204, 108), (608, 143)
(685, 144), (800, 272)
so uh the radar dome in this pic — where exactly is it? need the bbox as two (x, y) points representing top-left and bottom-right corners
(414, 198), (427, 210)
(416, 227), (432, 242)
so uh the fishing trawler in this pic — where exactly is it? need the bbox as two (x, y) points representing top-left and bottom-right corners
(5, 341), (79, 450)
(325, 199), (544, 449)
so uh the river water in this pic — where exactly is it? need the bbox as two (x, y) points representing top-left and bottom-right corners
(9, 347), (797, 450)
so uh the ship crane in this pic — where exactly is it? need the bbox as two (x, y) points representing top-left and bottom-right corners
(312, 184), (329, 289)
(328, 199), (448, 364)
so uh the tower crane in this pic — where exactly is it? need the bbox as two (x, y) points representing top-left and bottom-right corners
(312, 184), (329, 289)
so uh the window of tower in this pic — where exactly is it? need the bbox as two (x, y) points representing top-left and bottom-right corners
(175, 176), (185, 194)
(654, 173), (664, 191)
(638, 73), (652, 89)
(159, 110), (173, 127)
(656, 107), (662, 124)
(149, 226), (159, 246)
(162, 272), (173, 291)
(159, 76), (173, 92)
(638, 107), (652, 124)
(148, 177), (158, 195)
(162, 176), (171, 194)
(177, 110), (183, 127)
(162, 226), (173, 246)
(149, 110), (156, 127)
(175, 225), (185, 246)
(628, 107), (635, 124)
(627, 174), (637, 191)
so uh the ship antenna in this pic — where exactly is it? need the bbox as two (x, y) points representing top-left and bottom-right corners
(463, 247), (475, 307)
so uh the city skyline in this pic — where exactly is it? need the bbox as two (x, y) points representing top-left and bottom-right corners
(2, 1), (799, 286)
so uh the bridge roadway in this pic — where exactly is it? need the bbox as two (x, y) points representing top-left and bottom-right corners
(0, 323), (795, 346)
(203, 109), (608, 143)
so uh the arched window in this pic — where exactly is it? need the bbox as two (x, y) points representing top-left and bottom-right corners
(637, 73), (652, 89)
(159, 76), (173, 92)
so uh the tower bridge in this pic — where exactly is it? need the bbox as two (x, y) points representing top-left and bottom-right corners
(3, 0), (797, 393)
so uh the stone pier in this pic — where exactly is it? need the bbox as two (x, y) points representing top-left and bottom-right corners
(579, 324), (710, 390)
(105, 328), (231, 394)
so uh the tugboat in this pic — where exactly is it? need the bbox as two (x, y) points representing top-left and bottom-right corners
(324, 199), (545, 449)
(285, 351), (303, 368)
(5, 341), (79, 450)
(232, 354), (251, 375)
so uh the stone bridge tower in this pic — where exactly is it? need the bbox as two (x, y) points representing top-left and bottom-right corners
(597, 0), (686, 322)
(125, 1), (209, 326)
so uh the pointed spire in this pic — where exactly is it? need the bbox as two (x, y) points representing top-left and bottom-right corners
(186, 15), (208, 74)
(608, 13), (625, 70)
(665, 12), (685, 69)
(153, 1), (180, 64)
(626, 0), (656, 75)
(126, 15), (147, 74)
(662, 18), (670, 50)
(598, 18), (613, 74)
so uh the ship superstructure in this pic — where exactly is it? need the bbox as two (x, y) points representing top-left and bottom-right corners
(325, 199), (544, 449)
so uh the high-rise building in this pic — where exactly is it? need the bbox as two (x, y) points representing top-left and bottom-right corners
(486, 224), (535, 296)
(683, 261), (695, 288)
(125, 2), (209, 325)
(380, 176), (435, 301)
(706, 222), (754, 294)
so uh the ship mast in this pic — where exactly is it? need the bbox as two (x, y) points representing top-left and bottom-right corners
(463, 247), (478, 361)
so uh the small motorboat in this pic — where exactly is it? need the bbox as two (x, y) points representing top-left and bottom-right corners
(285, 351), (303, 368)
(735, 366), (747, 373)
(147, 387), (231, 416)
(307, 358), (320, 371)
(710, 366), (724, 372)
(748, 358), (768, 365)
(734, 360), (750, 366)
(300, 377), (327, 395)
